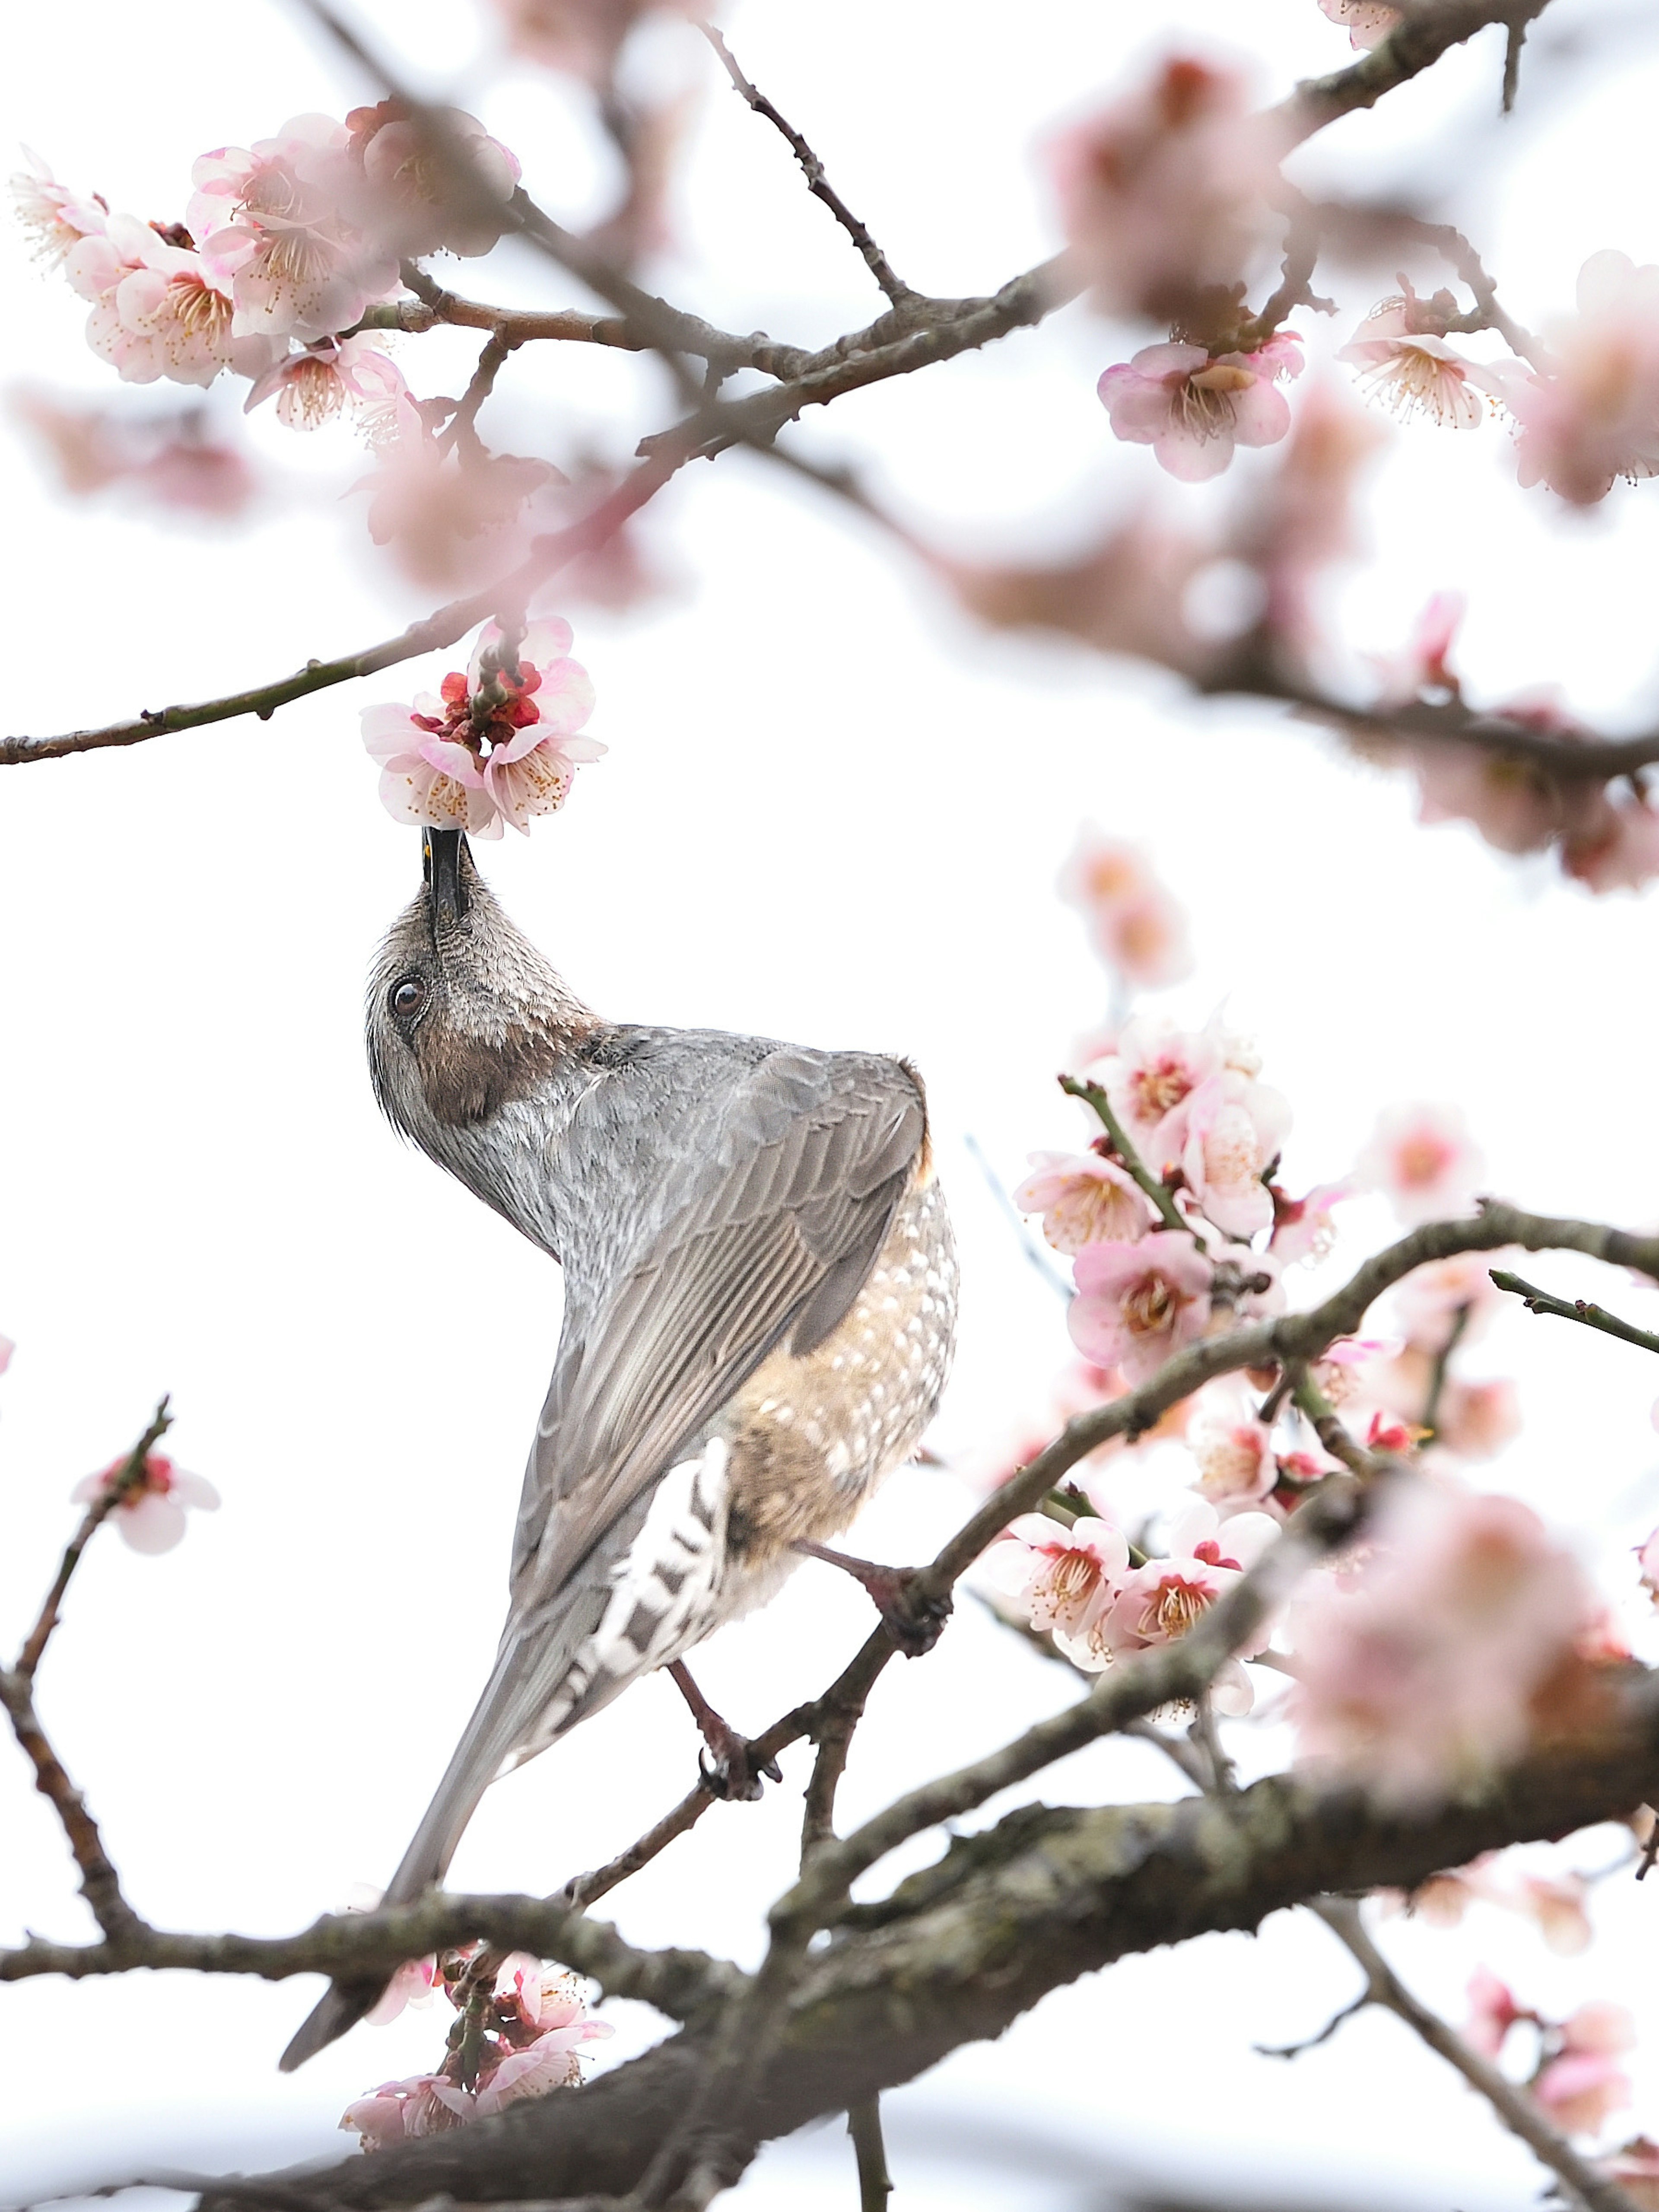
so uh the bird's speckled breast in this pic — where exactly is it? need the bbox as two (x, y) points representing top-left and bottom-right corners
(718, 1166), (957, 1567)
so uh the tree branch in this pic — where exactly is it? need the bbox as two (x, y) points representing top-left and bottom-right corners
(16, 1400), (172, 1679)
(1276, 0), (1554, 146)
(1492, 1268), (1659, 1358)
(699, 22), (916, 306)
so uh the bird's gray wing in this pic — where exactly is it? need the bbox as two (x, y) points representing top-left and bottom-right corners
(508, 1043), (925, 1626)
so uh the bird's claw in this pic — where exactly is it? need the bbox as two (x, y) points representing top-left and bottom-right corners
(697, 1737), (782, 1802)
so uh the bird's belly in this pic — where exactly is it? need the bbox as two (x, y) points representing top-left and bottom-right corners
(718, 1171), (957, 1569)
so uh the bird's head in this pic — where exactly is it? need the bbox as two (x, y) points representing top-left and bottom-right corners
(366, 828), (597, 1142)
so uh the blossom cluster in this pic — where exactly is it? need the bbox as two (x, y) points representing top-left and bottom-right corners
(341, 1948), (613, 2148)
(362, 617), (603, 838)
(1049, 35), (1659, 509)
(1466, 1969), (1636, 2139)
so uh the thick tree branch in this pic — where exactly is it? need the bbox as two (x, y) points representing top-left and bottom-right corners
(215, 1662), (1659, 2210)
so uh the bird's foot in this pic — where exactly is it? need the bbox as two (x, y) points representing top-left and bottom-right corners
(667, 1660), (781, 1802)
(792, 1540), (953, 1658)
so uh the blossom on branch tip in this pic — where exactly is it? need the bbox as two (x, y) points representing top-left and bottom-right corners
(11, 150), (105, 264)
(69, 1452), (220, 1553)
(1338, 301), (1496, 430)
(245, 334), (407, 433)
(1099, 338), (1300, 483)
(1499, 251), (1659, 505)
(1015, 1151), (1155, 1253)
(1316, 0), (1401, 48)
(1357, 1102), (1484, 1225)
(363, 617), (601, 840)
(1048, 57), (1288, 324)
(1172, 1067), (1291, 1239)
(1069, 1232), (1213, 1381)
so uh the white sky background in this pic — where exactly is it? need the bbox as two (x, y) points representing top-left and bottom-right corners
(8, 1), (1659, 2206)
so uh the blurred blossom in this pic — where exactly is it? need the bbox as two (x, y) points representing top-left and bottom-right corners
(13, 386), (259, 519)
(188, 114), (400, 341)
(365, 1954), (439, 2026)
(1316, 0), (1400, 48)
(1289, 1483), (1599, 1804)
(1560, 799), (1659, 894)
(1059, 829), (1194, 989)
(10, 149), (105, 264)
(1047, 56), (1288, 324)
(1602, 2138), (1659, 2208)
(1393, 1251), (1508, 1353)
(246, 335), (407, 433)
(360, 428), (561, 592)
(1014, 1151), (1154, 1254)
(344, 101), (521, 260)
(1356, 1102), (1484, 1225)
(1636, 1528), (1659, 1606)
(0, 1336), (12, 1375)
(1070, 1232), (1213, 1381)
(1372, 590), (1464, 709)
(70, 1452), (220, 1554)
(1230, 377), (1386, 656)
(1534, 2002), (1637, 2136)
(1098, 337), (1300, 483)
(1498, 251), (1659, 505)
(1432, 1377), (1522, 1461)
(943, 512), (1214, 679)
(1463, 1964), (1524, 2059)
(1271, 1179), (1357, 1267)
(488, 0), (688, 82)
(1338, 299), (1497, 430)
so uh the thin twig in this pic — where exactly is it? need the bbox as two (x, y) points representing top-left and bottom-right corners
(961, 1131), (1073, 1303)
(439, 333), (518, 453)
(1057, 1074), (1198, 1245)
(1307, 1899), (1640, 2212)
(17, 1400), (172, 1679)
(847, 2098), (894, 2212)
(1421, 1301), (1471, 1438)
(699, 22), (915, 306)
(1492, 1269), (1659, 1358)
(0, 1667), (147, 1941)
(1255, 1983), (1373, 2059)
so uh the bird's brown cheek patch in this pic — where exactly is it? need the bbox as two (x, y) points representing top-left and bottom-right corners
(415, 1020), (571, 1127)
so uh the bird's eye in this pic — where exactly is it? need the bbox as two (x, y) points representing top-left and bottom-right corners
(390, 977), (426, 1020)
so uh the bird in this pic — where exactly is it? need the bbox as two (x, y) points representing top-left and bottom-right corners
(280, 825), (957, 2070)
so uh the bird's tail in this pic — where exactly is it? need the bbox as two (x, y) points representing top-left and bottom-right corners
(277, 1637), (534, 2073)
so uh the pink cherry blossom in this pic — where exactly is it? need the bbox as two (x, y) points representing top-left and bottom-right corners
(1561, 799), (1659, 894)
(1048, 57), (1289, 323)
(1357, 1102), (1484, 1225)
(1534, 2046), (1634, 2138)
(1090, 1498), (1277, 1707)
(1393, 1251), (1508, 1353)
(1014, 1151), (1155, 1254)
(188, 115), (400, 341)
(1316, 0), (1400, 48)
(1513, 1872), (1593, 1957)
(69, 1452), (220, 1554)
(1372, 590), (1465, 709)
(1432, 1378), (1521, 1462)
(1601, 2139), (1659, 2210)
(340, 2073), (472, 2146)
(362, 617), (601, 840)
(1464, 1965), (1523, 2059)
(1338, 300), (1496, 430)
(364, 1954), (439, 2026)
(1070, 1232), (1214, 1382)
(489, 0), (688, 83)
(345, 101), (522, 260)
(1172, 1069), (1291, 1239)
(982, 1511), (1130, 1640)
(1189, 1385), (1277, 1511)
(1289, 1482), (1598, 1804)
(494, 1956), (588, 2034)
(106, 231), (276, 388)
(245, 334), (407, 432)
(1058, 830), (1195, 988)
(474, 2015), (614, 2113)
(1093, 1015), (1221, 1165)
(359, 427), (558, 592)
(1271, 1179), (1356, 1267)
(1099, 338), (1300, 483)
(1500, 251), (1659, 505)
(10, 150), (105, 265)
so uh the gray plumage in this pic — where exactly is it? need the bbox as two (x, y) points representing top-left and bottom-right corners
(280, 835), (955, 2071)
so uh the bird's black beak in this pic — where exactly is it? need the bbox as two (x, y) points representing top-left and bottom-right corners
(423, 827), (469, 935)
